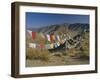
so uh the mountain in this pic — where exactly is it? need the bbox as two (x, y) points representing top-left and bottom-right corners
(26, 23), (89, 39)
(68, 23), (89, 32)
(26, 27), (39, 32)
(27, 23), (89, 33)
(38, 23), (70, 34)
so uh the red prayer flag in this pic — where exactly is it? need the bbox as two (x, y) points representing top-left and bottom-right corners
(32, 32), (36, 40)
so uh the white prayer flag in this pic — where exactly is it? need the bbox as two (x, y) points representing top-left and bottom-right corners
(29, 43), (36, 48)
(27, 30), (32, 37)
(46, 34), (50, 41)
(57, 35), (60, 41)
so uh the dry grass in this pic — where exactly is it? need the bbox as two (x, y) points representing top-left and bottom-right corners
(26, 48), (50, 61)
(79, 32), (89, 58)
(67, 48), (79, 57)
(66, 32), (89, 59)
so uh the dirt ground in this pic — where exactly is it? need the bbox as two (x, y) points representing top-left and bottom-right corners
(26, 52), (89, 67)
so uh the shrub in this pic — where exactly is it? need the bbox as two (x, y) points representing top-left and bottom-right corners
(26, 48), (35, 59)
(26, 48), (50, 61)
(39, 49), (50, 61)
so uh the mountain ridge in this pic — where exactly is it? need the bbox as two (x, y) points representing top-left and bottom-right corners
(26, 23), (89, 40)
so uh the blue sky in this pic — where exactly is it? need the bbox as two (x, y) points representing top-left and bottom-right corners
(26, 12), (89, 28)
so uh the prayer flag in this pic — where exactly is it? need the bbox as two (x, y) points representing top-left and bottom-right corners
(40, 32), (45, 39)
(50, 43), (54, 49)
(29, 43), (36, 48)
(38, 44), (44, 48)
(45, 44), (50, 49)
(54, 43), (58, 48)
(46, 34), (50, 41)
(62, 39), (65, 44)
(45, 45), (48, 49)
(56, 35), (60, 41)
(27, 30), (32, 37)
(60, 40), (63, 44)
(50, 34), (55, 42)
(32, 32), (36, 40)
(57, 41), (60, 46)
